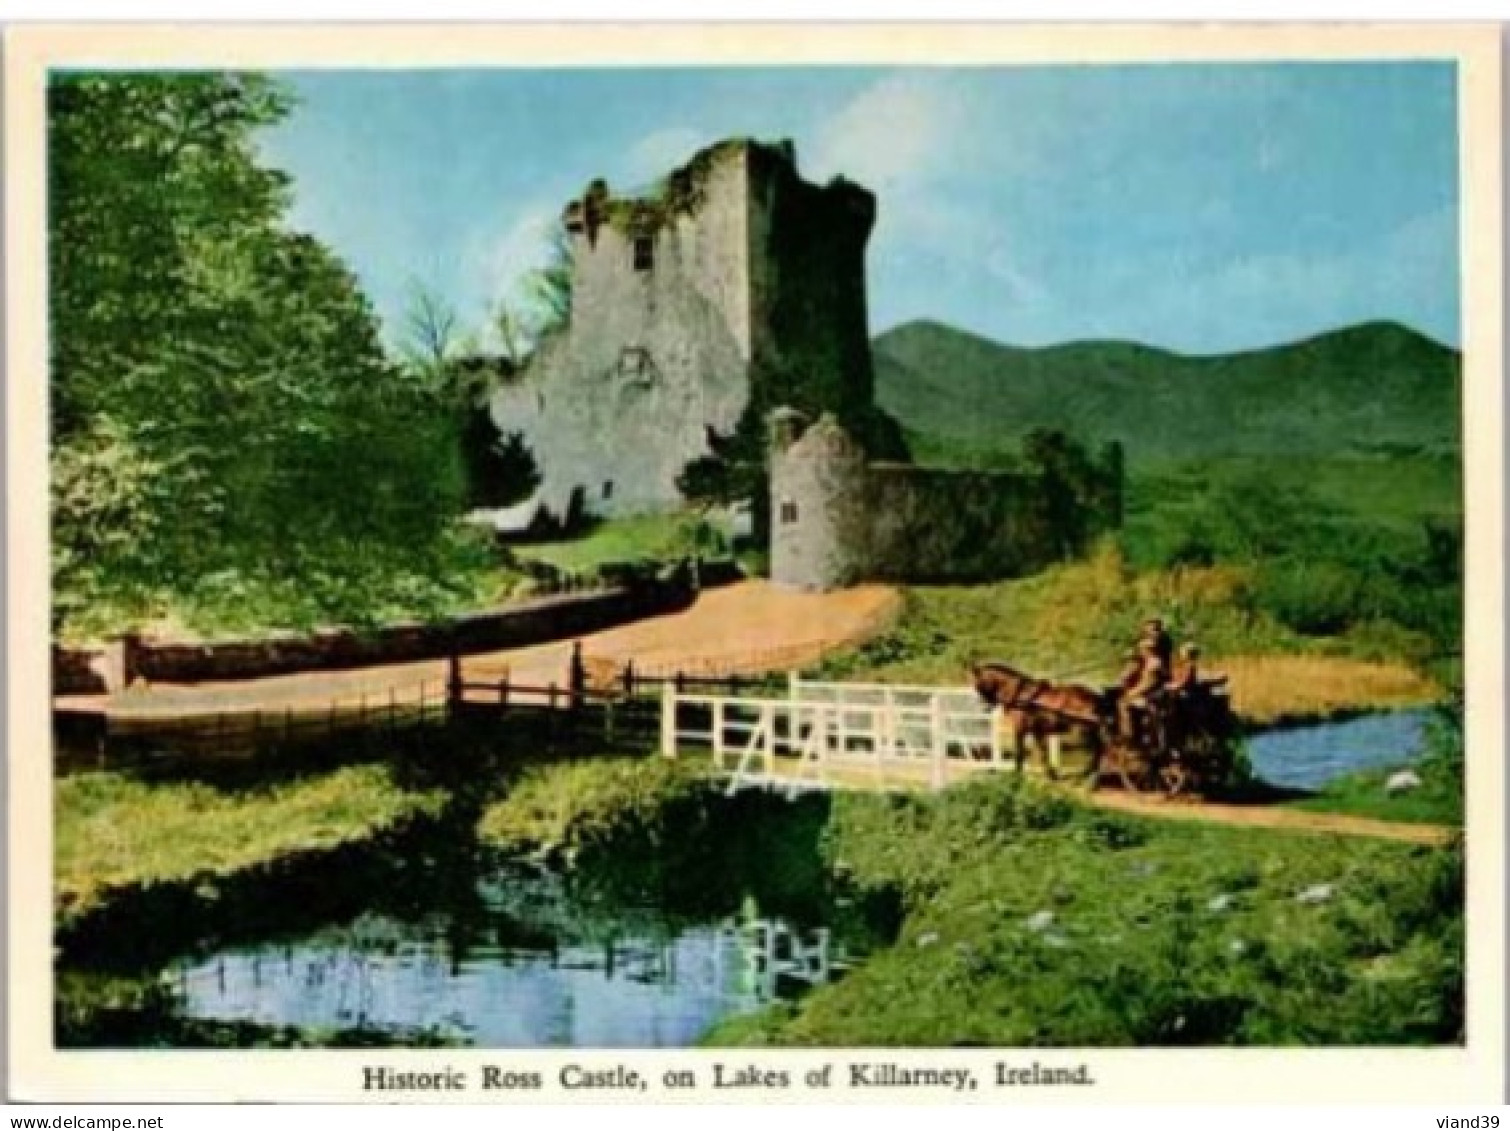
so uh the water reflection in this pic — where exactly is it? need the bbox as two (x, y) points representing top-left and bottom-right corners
(159, 865), (875, 1048)
(727, 898), (844, 1003)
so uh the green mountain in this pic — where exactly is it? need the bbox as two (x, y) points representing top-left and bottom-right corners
(873, 319), (1461, 466)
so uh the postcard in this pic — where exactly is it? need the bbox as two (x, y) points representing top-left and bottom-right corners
(6, 22), (1505, 1104)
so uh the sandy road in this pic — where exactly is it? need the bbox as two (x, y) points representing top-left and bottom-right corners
(1087, 790), (1455, 846)
(59, 581), (902, 721)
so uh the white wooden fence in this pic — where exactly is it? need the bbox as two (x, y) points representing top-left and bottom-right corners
(659, 674), (1007, 794)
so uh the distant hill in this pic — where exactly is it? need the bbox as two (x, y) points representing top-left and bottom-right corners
(872, 320), (1461, 466)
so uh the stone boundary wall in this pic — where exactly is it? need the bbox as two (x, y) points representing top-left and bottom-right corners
(53, 578), (699, 695)
(859, 464), (1049, 584)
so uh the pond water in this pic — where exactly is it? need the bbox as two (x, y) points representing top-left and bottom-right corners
(161, 865), (866, 1047)
(58, 793), (898, 1049)
(1246, 708), (1432, 791)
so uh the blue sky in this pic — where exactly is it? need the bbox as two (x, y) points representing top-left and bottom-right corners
(262, 63), (1460, 354)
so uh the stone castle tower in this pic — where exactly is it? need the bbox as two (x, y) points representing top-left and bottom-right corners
(489, 137), (881, 523)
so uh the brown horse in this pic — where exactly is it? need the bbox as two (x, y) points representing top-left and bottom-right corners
(970, 661), (1110, 780)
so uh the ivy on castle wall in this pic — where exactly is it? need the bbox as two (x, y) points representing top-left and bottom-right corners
(598, 139), (747, 236)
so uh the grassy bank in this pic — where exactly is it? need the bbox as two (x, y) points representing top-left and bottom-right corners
(814, 543), (1442, 726)
(513, 512), (726, 576)
(702, 774), (1463, 1047)
(476, 755), (716, 858)
(56, 763), (445, 925)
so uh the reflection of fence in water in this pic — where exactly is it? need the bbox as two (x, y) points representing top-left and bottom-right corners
(176, 925), (463, 1033)
(720, 914), (843, 1005)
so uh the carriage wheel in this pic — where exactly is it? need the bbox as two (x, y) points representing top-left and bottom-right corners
(1182, 734), (1224, 796)
(1158, 760), (1190, 797)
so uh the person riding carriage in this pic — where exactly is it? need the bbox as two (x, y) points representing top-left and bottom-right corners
(1106, 620), (1229, 746)
(1140, 617), (1174, 669)
(970, 615), (1236, 795)
(1117, 637), (1168, 746)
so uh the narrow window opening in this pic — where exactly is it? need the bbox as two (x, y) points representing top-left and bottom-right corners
(780, 500), (799, 525)
(602, 480), (614, 501)
(632, 235), (654, 272)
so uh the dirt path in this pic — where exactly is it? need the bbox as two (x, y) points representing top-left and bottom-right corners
(1088, 790), (1455, 845)
(59, 581), (901, 721)
(748, 759), (1454, 846)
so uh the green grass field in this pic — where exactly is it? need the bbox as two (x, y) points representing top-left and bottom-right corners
(1285, 768), (1462, 827)
(813, 542), (1441, 717)
(476, 755), (714, 854)
(702, 774), (1463, 1047)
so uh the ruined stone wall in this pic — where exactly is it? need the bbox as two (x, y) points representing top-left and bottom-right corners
(771, 414), (1050, 591)
(52, 581), (698, 691)
(489, 146), (756, 520)
(488, 138), (890, 527)
(857, 465), (1046, 583)
(746, 145), (877, 422)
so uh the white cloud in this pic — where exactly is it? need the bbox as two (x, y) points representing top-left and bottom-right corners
(807, 71), (1060, 334)
(622, 126), (714, 187)
(806, 73), (966, 193)
(448, 200), (566, 350)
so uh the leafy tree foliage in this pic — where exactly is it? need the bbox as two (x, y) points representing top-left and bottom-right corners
(676, 410), (771, 543)
(523, 222), (574, 335)
(1022, 428), (1125, 558)
(49, 73), (482, 639)
(459, 405), (541, 510)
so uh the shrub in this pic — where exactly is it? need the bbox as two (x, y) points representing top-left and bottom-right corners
(1255, 559), (1367, 637)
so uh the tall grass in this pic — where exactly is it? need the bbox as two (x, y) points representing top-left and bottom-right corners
(820, 542), (1287, 684)
(1215, 655), (1439, 727)
(56, 764), (444, 918)
(476, 756), (714, 856)
(815, 542), (1445, 724)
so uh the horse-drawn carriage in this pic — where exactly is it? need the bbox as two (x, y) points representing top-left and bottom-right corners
(971, 660), (1240, 796)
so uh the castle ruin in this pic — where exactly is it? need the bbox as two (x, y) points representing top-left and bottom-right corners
(489, 137), (892, 523)
(768, 409), (1061, 591)
(488, 135), (1115, 591)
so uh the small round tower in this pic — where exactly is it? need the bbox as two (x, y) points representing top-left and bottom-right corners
(769, 410), (870, 591)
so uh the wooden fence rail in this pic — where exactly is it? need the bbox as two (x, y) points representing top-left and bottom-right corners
(54, 680), (453, 771)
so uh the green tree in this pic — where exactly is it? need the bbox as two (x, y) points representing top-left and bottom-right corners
(521, 222), (573, 337)
(1023, 428), (1112, 558)
(676, 411), (771, 541)
(459, 407), (541, 510)
(398, 277), (462, 388)
(49, 72), (478, 638)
